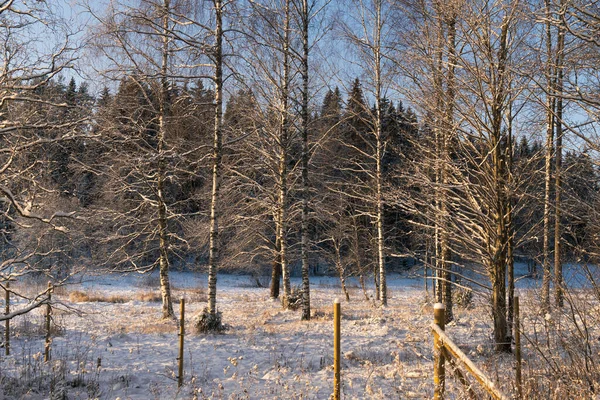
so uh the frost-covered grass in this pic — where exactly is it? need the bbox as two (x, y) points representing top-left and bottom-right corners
(1, 268), (599, 399)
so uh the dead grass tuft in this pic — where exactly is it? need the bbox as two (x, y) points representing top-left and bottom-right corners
(136, 291), (162, 302)
(69, 290), (164, 303)
(68, 290), (128, 303)
(68, 290), (90, 303)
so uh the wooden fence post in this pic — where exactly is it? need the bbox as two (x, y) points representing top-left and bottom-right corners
(178, 298), (185, 387)
(434, 303), (446, 400)
(333, 298), (341, 400)
(514, 296), (522, 399)
(44, 281), (52, 363)
(5, 281), (9, 356)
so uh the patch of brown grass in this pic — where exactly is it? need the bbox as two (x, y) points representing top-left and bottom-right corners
(68, 290), (128, 303)
(136, 291), (162, 302)
(69, 290), (165, 303)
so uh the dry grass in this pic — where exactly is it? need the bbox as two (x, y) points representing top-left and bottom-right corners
(131, 320), (178, 335)
(136, 291), (162, 302)
(68, 290), (162, 303)
(69, 291), (129, 303)
(173, 287), (207, 303)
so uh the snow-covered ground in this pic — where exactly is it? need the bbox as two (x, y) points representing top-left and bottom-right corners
(0, 266), (597, 399)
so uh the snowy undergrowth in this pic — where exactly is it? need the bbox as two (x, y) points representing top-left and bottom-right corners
(0, 271), (598, 399)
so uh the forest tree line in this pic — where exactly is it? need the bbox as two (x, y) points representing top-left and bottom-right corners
(3, 0), (600, 349)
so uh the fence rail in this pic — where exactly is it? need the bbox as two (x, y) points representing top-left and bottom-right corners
(432, 303), (509, 400)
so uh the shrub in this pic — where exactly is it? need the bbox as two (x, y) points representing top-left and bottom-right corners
(283, 286), (303, 311)
(452, 285), (473, 309)
(193, 307), (226, 333)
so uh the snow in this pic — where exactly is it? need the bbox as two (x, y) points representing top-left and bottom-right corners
(0, 266), (597, 398)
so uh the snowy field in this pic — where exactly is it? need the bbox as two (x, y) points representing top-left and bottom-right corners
(0, 266), (598, 399)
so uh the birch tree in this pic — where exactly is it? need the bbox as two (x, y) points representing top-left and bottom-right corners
(341, 0), (399, 306)
(236, 0), (296, 308)
(89, 0), (204, 319)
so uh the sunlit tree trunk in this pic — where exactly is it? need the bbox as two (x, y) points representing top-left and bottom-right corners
(554, 1), (565, 308)
(506, 90), (515, 336)
(372, 0), (387, 307)
(489, 12), (512, 353)
(300, 0), (311, 320)
(207, 0), (224, 317)
(279, 0), (292, 308)
(158, 0), (174, 319)
(542, 0), (555, 312)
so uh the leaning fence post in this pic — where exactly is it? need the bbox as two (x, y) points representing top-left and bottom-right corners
(514, 296), (522, 399)
(178, 298), (185, 387)
(44, 281), (52, 363)
(333, 298), (341, 400)
(434, 303), (446, 400)
(5, 281), (9, 356)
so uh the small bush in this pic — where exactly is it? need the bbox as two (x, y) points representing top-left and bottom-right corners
(283, 286), (303, 310)
(452, 285), (473, 309)
(193, 307), (226, 333)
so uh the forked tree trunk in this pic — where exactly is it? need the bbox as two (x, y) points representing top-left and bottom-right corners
(207, 0), (223, 317)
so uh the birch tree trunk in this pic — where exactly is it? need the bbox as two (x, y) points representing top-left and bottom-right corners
(554, 1), (565, 308)
(300, 0), (311, 320)
(542, 0), (555, 312)
(279, 0), (292, 308)
(372, 0), (387, 307)
(208, 0), (223, 317)
(158, 0), (174, 319)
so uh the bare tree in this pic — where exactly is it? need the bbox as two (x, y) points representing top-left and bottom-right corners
(340, 0), (400, 306)
(0, 0), (85, 320)
(206, 0), (225, 323)
(236, 0), (296, 308)
(88, 0), (212, 319)
(401, 0), (530, 351)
